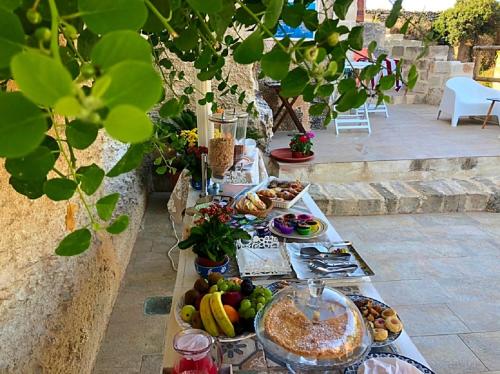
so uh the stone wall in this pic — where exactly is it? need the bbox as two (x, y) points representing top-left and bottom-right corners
(0, 136), (147, 373)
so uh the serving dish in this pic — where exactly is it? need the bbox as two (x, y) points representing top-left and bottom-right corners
(255, 282), (373, 371)
(348, 295), (403, 348)
(268, 213), (328, 240)
(344, 352), (435, 374)
(254, 176), (310, 209)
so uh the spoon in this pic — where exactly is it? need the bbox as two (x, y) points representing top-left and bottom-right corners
(308, 262), (358, 274)
(300, 247), (351, 260)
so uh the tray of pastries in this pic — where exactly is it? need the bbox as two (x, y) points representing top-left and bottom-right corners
(256, 177), (310, 209)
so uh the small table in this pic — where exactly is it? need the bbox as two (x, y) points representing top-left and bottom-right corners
(266, 82), (306, 133)
(481, 98), (500, 129)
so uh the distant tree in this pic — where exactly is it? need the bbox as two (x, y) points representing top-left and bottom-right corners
(434, 0), (499, 60)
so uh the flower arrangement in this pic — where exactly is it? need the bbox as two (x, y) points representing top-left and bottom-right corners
(184, 145), (209, 182)
(289, 131), (315, 157)
(178, 204), (251, 264)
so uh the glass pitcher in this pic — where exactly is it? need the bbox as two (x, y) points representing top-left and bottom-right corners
(172, 329), (222, 374)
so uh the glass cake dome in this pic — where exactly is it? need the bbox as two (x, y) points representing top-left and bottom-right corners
(255, 280), (373, 371)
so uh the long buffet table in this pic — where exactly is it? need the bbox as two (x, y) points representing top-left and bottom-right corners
(163, 183), (430, 372)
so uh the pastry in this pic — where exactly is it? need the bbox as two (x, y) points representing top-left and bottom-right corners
(257, 189), (276, 198)
(306, 220), (320, 232)
(296, 223), (311, 235)
(264, 298), (363, 359)
(381, 308), (396, 319)
(385, 317), (403, 333)
(374, 318), (386, 329)
(247, 192), (266, 210)
(373, 328), (389, 342)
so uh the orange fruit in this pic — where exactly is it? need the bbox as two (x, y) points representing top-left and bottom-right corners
(223, 304), (239, 323)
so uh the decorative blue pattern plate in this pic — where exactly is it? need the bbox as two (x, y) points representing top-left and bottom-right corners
(344, 352), (435, 374)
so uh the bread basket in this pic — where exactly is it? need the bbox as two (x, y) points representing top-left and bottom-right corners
(235, 195), (273, 218)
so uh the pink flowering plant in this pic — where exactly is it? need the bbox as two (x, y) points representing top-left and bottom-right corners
(289, 132), (315, 155)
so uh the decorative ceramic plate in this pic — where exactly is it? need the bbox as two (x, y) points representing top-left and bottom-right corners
(270, 148), (315, 163)
(268, 215), (328, 240)
(344, 352), (435, 374)
(347, 295), (403, 348)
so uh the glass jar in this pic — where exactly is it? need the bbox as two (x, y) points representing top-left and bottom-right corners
(208, 113), (237, 178)
(233, 111), (249, 166)
(172, 329), (222, 374)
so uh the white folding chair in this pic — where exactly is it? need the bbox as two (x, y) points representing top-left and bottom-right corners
(330, 86), (372, 134)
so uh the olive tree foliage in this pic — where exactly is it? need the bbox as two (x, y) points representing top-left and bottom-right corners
(434, 0), (499, 46)
(0, 0), (410, 255)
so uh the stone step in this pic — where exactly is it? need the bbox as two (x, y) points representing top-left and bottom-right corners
(310, 177), (500, 216)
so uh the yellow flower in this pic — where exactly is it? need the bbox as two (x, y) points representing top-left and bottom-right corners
(180, 128), (198, 147)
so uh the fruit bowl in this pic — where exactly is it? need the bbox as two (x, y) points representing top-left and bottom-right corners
(174, 274), (277, 342)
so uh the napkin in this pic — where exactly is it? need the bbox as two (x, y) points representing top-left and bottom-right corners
(358, 357), (423, 374)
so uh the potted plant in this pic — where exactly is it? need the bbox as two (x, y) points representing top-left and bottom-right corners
(289, 131), (315, 158)
(178, 204), (250, 277)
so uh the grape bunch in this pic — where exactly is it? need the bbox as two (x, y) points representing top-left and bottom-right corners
(238, 285), (273, 320)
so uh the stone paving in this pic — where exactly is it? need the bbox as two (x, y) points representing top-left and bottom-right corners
(93, 193), (177, 374)
(331, 212), (500, 374)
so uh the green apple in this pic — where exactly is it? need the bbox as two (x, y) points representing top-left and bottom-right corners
(180, 305), (196, 323)
(327, 32), (340, 47)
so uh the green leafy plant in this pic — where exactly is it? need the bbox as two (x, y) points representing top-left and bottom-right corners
(0, 0), (410, 256)
(178, 204), (250, 262)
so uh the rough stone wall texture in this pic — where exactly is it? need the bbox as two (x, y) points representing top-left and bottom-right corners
(0, 134), (147, 373)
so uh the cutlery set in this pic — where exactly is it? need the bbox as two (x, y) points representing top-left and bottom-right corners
(299, 243), (359, 275)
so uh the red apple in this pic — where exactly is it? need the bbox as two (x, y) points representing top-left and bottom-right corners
(221, 291), (243, 308)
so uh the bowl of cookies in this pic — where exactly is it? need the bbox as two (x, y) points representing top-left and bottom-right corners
(235, 192), (273, 218)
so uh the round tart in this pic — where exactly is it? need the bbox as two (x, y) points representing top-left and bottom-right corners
(296, 223), (312, 235)
(373, 328), (389, 341)
(385, 317), (403, 333)
(381, 308), (396, 319)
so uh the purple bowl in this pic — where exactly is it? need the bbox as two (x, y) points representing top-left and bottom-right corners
(297, 214), (313, 221)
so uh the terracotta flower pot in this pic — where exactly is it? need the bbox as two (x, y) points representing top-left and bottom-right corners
(292, 151), (307, 158)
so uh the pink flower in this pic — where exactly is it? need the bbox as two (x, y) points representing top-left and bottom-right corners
(306, 131), (315, 139)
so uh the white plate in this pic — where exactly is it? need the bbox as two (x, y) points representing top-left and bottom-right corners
(268, 216), (328, 240)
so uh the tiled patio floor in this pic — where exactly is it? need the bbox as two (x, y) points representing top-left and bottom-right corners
(331, 212), (500, 374)
(270, 104), (500, 163)
(94, 194), (500, 374)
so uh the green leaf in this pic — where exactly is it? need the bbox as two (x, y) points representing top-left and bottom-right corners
(78, 29), (100, 60)
(0, 8), (24, 68)
(11, 51), (74, 107)
(303, 9), (318, 31)
(101, 61), (162, 110)
(0, 0), (21, 10)
(173, 26), (198, 51)
(186, 0), (222, 13)
(66, 120), (99, 150)
(0, 92), (46, 158)
(333, 0), (354, 20)
(368, 40), (377, 54)
(96, 193), (119, 220)
(348, 26), (364, 50)
(385, 0), (402, 28)
(9, 176), (46, 199)
(106, 215), (129, 234)
(379, 75), (396, 90)
(5, 146), (55, 181)
(282, 4), (304, 27)
(43, 178), (77, 201)
(261, 48), (290, 80)
(106, 143), (145, 177)
(280, 67), (309, 98)
(79, 0), (148, 34)
(143, 0), (171, 32)
(317, 84), (334, 97)
(400, 18), (411, 34)
(54, 96), (81, 117)
(91, 30), (151, 70)
(263, 0), (284, 28)
(159, 98), (182, 118)
(104, 105), (153, 143)
(233, 31), (264, 65)
(407, 64), (419, 89)
(55, 229), (92, 256)
(309, 103), (327, 116)
(77, 163), (105, 195)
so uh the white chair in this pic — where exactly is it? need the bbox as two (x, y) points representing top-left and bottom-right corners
(438, 77), (500, 127)
(333, 102), (372, 135)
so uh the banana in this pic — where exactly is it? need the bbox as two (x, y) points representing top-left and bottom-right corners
(199, 294), (219, 337)
(210, 291), (235, 338)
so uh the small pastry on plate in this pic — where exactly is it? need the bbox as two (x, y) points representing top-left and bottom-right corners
(247, 192), (266, 210)
(373, 328), (389, 341)
(257, 189), (276, 198)
(374, 318), (386, 329)
(385, 317), (403, 333)
(296, 223), (312, 236)
(381, 308), (396, 319)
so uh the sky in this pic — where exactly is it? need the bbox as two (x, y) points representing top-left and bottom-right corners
(366, 0), (456, 11)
